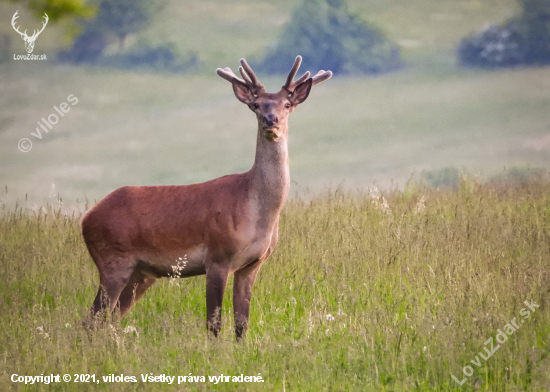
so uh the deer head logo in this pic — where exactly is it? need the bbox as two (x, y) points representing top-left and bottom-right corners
(11, 11), (48, 54)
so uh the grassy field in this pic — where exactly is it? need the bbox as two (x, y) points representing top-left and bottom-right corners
(1, 176), (549, 391)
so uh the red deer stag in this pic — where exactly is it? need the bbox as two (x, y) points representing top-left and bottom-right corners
(81, 56), (332, 339)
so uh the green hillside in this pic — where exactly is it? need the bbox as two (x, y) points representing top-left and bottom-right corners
(1, 0), (547, 209)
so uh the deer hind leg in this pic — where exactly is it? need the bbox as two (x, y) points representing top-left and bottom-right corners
(90, 257), (137, 320)
(117, 271), (156, 317)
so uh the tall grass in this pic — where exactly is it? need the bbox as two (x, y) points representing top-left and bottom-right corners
(1, 177), (549, 391)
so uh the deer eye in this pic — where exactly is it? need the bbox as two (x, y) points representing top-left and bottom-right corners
(253, 103), (260, 109)
(285, 103), (291, 109)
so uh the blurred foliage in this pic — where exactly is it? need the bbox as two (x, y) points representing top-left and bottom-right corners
(256, 0), (401, 75)
(3, 0), (95, 22)
(521, 0), (550, 64)
(57, 0), (196, 72)
(57, 28), (107, 64)
(61, 0), (161, 58)
(459, 0), (550, 68)
(422, 167), (461, 188)
(458, 22), (526, 68)
(94, 0), (162, 48)
(59, 36), (199, 73)
(422, 166), (548, 190)
(98, 41), (199, 73)
(490, 166), (548, 187)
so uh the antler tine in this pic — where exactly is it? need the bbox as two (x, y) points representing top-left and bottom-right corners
(281, 55), (333, 93)
(283, 55), (302, 89)
(238, 66), (253, 87)
(240, 58), (264, 91)
(294, 71), (311, 86)
(216, 67), (245, 84)
(217, 60), (264, 93)
(282, 70), (310, 94)
(311, 70), (333, 87)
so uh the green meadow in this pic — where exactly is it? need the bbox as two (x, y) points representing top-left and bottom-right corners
(1, 177), (550, 391)
(1, 0), (550, 390)
(0, 0), (549, 206)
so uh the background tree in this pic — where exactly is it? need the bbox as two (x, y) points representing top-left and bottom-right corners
(459, 0), (550, 68)
(95, 0), (160, 50)
(58, 0), (195, 72)
(2, 0), (94, 22)
(521, 0), (550, 64)
(257, 0), (401, 75)
(59, 0), (162, 64)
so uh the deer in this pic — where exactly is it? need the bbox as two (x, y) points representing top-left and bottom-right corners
(81, 56), (332, 339)
(11, 11), (48, 54)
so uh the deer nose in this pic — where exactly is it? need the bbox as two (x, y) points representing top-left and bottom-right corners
(263, 114), (278, 127)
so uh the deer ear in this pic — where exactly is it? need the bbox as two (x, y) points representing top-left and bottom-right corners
(288, 78), (313, 105)
(232, 79), (255, 104)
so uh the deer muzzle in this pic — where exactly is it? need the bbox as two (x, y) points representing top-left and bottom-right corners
(262, 114), (278, 127)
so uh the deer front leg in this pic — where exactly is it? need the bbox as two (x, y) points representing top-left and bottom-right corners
(233, 262), (262, 340)
(205, 263), (230, 337)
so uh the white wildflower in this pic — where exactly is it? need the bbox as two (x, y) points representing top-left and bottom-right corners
(36, 326), (50, 339)
(307, 311), (313, 334)
(368, 186), (381, 201)
(415, 196), (426, 213)
(380, 196), (391, 215)
(326, 314), (335, 321)
(367, 186), (391, 215)
(123, 326), (139, 337)
(109, 325), (121, 347)
(169, 256), (188, 286)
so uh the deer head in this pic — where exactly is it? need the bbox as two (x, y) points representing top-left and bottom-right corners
(217, 56), (332, 142)
(11, 11), (49, 54)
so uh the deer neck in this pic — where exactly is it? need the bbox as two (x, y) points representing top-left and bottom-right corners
(249, 122), (290, 214)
